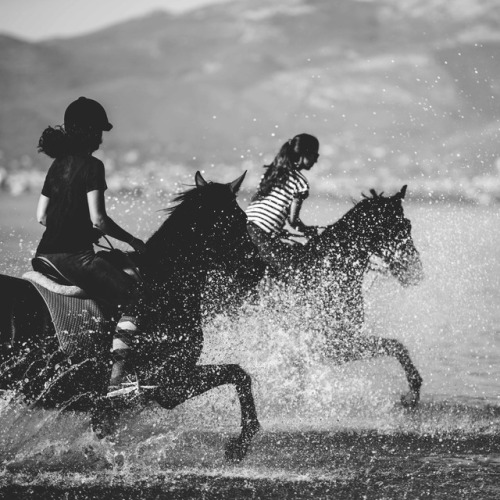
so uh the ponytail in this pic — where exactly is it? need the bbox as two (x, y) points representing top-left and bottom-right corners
(252, 133), (319, 200)
(37, 126), (71, 159)
(37, 124), (103, 159)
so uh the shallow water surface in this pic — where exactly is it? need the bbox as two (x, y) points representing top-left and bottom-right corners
(1, 193), (499, 498)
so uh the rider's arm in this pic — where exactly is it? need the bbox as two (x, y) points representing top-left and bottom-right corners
(87, 189), (146, 253)
(36, 194), (50, 226)
(288, 196), (308, 232)
(288, 195), (318, 236)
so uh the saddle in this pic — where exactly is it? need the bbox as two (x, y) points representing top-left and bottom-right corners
(27, 256), (88, 297)
(28, 250), (143, 297)
(21, 250), (143, 357)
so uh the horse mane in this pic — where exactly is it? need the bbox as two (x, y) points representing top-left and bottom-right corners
(363, 188), (384, 199)
(340, 189), (388, 223)
(164, 184), (203, 218)
(145, 185), (204, 256)
(144, 182), (233, 263)
(320, 189), (395, 242)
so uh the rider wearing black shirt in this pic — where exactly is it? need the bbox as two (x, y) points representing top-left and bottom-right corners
(38, 155), (107, 254)
(35, 97), (147, 397)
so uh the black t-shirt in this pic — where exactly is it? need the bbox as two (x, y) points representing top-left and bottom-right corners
(37, 154), (107, 253)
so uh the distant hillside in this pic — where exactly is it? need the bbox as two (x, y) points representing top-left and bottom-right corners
(1, 0), (500, 200)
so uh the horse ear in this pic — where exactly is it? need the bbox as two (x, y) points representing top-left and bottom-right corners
(399, 185), (407, 199)
(195, 171), (208, 187)
(228, 171), (247, 194)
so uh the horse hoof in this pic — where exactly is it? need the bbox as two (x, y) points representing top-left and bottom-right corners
(224, 420), (261, 462)
(225, 437), (246, 462)
(92, 417), (115, 439)
(91, 400), (118, 439)
(400, 390), (419, 409)
(91, 415), (116, 439)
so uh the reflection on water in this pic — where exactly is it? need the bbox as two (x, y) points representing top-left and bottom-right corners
(1, 397), (499, 498)
(1, 193), (499, 497)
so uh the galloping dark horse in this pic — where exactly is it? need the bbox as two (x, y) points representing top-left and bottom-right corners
(224, 185), (425, 407)
(0, 171), (260, 461)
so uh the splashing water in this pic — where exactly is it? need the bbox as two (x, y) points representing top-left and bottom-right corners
(1, 194), (499, 497)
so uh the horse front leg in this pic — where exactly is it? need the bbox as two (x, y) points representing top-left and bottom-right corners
(366, 336), (423, 408)
(154, 364), (260, 461)
(331, 333), (423, 408)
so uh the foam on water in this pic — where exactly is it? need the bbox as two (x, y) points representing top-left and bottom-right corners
(1, 195), (499, 495)
(3, 282), (499, 478)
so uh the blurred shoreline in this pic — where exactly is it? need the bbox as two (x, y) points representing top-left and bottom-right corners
(1, 160), (500, 205)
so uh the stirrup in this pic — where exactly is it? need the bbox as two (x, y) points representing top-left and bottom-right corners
(106, 376), (158, 399)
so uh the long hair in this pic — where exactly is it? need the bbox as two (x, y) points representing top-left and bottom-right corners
(37, 124), (103, 159)
(252, 133), (319, 200)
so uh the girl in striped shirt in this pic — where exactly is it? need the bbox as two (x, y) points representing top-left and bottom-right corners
(246, 133), (320, 274)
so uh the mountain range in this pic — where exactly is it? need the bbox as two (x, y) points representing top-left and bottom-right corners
(1, 0), (500, 190)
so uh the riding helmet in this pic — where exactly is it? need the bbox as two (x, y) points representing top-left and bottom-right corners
(64, 96), (113, 132)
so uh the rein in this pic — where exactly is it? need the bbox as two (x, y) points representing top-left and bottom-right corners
(94, 234), (114, 251)
(95, 235), (144, 284)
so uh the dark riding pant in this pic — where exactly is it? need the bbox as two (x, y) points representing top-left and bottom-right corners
(247, 222), (304, 276)
(35, 249), (139, 309)
(35, 249), (143, 387)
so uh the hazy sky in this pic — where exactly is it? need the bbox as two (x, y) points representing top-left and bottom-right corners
(0, 0), (233, 41)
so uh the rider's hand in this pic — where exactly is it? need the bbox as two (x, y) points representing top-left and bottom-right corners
(91, 228), (104, 243)
(302, 225), (319, 238)
(278, 229), (293, 239)
(129, 237), (147, 254)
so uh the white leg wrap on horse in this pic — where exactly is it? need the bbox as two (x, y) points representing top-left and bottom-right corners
(112, 338), (131, 351)
(116, 320), (138, 332)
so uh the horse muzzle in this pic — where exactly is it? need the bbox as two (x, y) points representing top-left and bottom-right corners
(390, 250), (424, 287)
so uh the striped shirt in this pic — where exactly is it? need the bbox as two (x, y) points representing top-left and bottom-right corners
(246, 169), (309, 234)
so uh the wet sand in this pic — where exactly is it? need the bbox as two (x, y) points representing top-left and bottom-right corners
(2, 428), (500, 499)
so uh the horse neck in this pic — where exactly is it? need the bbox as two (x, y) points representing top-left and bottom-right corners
(318, 219), (371, 278)
(143, 233), (211, 291)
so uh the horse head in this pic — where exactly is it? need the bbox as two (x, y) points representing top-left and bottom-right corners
(145, 170), (254, 278)
(354, 185), (424, 287)
(193, 170), (249, 261)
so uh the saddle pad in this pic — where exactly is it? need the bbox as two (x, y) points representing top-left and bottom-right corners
(22, 274), (110, 357)
(22, 271), (88, 297)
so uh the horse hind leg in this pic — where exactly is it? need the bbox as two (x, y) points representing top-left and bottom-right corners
(0, 278), (53, 391)
(154, 363), (260, 462)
